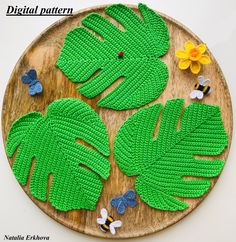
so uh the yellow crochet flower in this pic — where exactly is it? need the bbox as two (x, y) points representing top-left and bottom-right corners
(175, 41), (211, 74)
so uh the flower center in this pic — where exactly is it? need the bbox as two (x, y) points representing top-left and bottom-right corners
(189, 48), (200, 60)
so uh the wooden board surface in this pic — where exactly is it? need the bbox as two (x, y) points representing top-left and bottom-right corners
(1, 4), (233, 239)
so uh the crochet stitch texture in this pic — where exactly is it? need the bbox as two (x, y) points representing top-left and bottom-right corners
(114, 99), (228, 211)
(6, 98), (110, 211)
(57, 3), (169, 110)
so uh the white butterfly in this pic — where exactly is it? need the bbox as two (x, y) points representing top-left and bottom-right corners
(97, 208), (122, 235)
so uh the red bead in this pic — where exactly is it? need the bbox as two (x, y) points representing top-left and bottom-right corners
(118, 51), (124, 58)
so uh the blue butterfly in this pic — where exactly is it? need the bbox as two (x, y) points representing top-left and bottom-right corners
(21, 69), (43, 96)
(110, 190), (137, 215)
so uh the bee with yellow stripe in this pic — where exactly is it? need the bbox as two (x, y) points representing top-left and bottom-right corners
(97, 208), (122, 235)
(190, 75), (212, 100)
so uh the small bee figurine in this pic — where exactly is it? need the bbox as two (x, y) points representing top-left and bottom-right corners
(21, 69), (43, 96)
(190, 75), (212, 100)
(97, 208), (122, 235)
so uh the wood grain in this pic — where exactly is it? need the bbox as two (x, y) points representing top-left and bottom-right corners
(1, 4), (233, 239)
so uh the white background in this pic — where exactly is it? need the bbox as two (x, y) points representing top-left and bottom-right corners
(0, 0), (236, 242)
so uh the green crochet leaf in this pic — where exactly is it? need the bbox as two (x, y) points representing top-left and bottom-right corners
(56, 3), (169, 110)
(114, 99), (228, 211)
(6, 98), (110, 211)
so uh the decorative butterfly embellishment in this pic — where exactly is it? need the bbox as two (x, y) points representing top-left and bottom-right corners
(21, 69), (43, 96)
(110, 189), (137, 215)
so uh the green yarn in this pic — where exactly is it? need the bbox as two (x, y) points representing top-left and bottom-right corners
(6, 98), (110, 211)
(114, 99), (228, 211)
(56, 3), (169, 110)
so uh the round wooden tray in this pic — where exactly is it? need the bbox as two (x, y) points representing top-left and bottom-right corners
(2, 4), (233, 239)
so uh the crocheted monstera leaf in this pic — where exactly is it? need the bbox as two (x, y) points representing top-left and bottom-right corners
(114, 99), (228, 211)
(57, 3), (169, 110)
(6, 98), (110, 211)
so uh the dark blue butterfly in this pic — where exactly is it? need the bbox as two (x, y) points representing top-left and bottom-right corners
(110, 190), (137, 215)
(21, 69), (43, 96)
